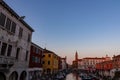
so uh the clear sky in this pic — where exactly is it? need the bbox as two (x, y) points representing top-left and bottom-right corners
(4, 0), (120, 64)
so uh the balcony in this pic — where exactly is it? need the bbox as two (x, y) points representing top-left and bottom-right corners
(0, 56), (16, 64)
(0, 56), (16, 72)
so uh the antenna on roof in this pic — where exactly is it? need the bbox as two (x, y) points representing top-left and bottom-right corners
(19, 16), (25, 20)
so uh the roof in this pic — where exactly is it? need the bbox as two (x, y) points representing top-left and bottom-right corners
(96, 60), (113, 64)
(78, 59), (82, 61)
(113, 55), (120, 58)
(31, 42), (43, 50)
(43, 48), (59, 57)
(43, 48), (54, 53)
(0, 0), (34, 32)
(83, 57), (106, 59)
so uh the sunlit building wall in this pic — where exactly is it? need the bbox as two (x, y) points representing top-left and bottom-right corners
(110, 55), (120, 78)
(0, 1), (34, 80)
(82, 55), (111, 71)
(61, 57), (67, 70)
(96, 60), (113, 77)
(42, 49), (59, 74)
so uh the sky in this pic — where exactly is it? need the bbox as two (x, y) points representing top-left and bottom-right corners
(4, 0), (120, 64)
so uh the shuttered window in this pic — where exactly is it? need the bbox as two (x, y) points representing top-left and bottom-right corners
(5, 18), (11, 31)
(1, 43), (7, 56)
(11, 22), (16, 33)
(7, 45), (12, 56)
(0, 13), (6, 27)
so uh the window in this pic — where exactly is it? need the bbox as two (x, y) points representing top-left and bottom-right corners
(33, 46), (36, 53)
(1, 43), (7, 55)
(5, 18), (11, 31)
(0, 13), (6, 27)
(48, 61), (50, 65)
(11, 22), (16, 33)
(7, 45), (12, 56)
(16, 48), (20, 59)
(0, 13), (16, 33)
(18, 27), (23, 38)
(35, 57), (37, 63)
(48, 54), (51, 57)
(32, 56), (35, 62)
(25, 51), (28, 61)
(37, 57), (39, 63)
(27, 34), (31, 42)
(35, 57), (39, 63)
(42, 61), (45, 64)
(36, 48), (39, 54)
(43, 55), (45, 57)
(39, 58), (41, 63)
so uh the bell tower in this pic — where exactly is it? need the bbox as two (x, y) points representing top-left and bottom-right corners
(75, 51), (78, 61)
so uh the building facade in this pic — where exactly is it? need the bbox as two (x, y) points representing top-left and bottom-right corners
(42, 49), (59, 74)
(78, 59), (84, 69)
(96, 60), (113, 77)
(28, 42), (43, 80)
(82, 55), (111, 72)
(0, 1), (34, 80)
(96, 54), (120, 79)
(61, 57), (67, 70)
(111, 55), (120, 79)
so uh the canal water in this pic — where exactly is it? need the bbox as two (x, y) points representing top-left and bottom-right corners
(65, 73), (81, 80)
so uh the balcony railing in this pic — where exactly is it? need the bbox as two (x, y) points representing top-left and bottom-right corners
(0, 67), (9, 73)
(0, 56), (16, 64)
(0, 56), (16, 72)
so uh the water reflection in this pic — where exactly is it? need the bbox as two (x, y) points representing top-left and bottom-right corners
(65, 73), (81, 80)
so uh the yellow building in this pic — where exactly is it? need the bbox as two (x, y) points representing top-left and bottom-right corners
(42, 49), (59, 74)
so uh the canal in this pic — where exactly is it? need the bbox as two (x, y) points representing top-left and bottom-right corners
(65, 73), (81, 80)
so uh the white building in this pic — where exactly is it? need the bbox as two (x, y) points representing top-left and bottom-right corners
(78, 59), (84, 70)
(82, 55), (111, 72)
(61, 57), (67, 70)
(0, 1), (34, 80)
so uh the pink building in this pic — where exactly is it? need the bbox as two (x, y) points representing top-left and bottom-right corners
(82, 55), (111, 72)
